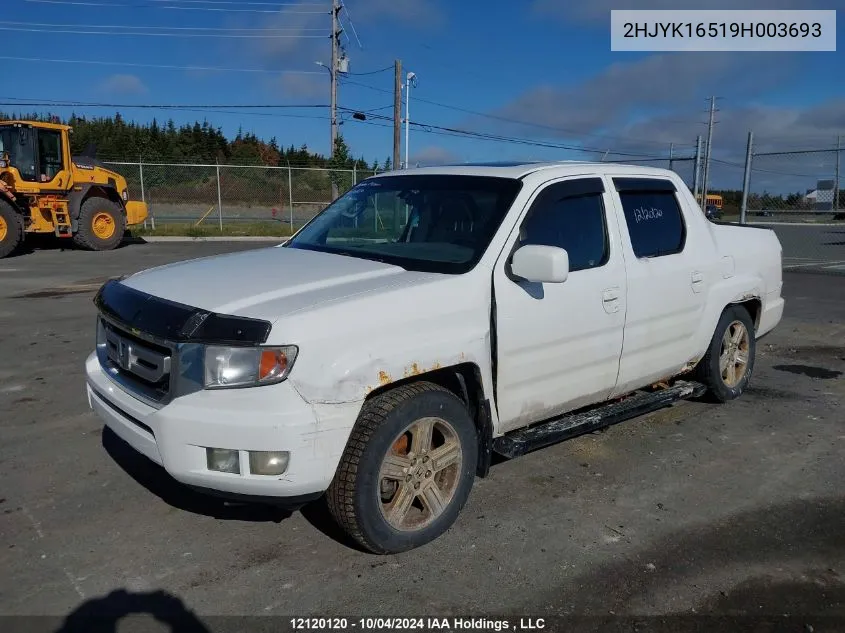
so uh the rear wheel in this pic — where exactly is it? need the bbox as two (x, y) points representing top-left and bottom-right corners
(326, 381), (478, 554)
(0, 199), (23, 258)
(694, 305), (756, 402)
(73, 197), (126, 251)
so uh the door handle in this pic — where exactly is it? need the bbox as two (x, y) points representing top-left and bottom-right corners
(602, 289), (619, 301)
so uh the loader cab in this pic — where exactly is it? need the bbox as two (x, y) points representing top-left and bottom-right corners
(0, 123), (70, 189)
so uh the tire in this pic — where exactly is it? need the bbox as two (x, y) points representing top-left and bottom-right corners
(72, 197), (126, 251)
(0, 198), (23, 258)
(694, 305), (756, 402)
(326, 381), (478, 554)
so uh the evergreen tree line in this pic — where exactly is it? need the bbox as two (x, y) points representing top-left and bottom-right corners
(0, 110), (394, 171)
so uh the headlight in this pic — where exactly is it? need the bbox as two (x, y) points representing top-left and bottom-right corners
(203, 345), (297, 389)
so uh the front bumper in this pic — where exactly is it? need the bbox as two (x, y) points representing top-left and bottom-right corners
(85, 351), (349, 500)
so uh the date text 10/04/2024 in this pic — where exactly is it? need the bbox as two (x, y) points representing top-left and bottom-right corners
(290, 618), (547, 631)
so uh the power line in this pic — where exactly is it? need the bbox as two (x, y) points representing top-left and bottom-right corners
(0, 55), (323, 75)
(340, 107), (675, 158)
(26, 0), (326, 15)
(339, 0), (363, 50)
(146, 0), (326, 5)
(0, 104), (331, 120)
(346, 65), (393, 76)
(0, 97), (330, 109)
(0, 20), (323, 32)
(24, 0), (328, 13)
(0, 26), (326, 37)
(339, 77), (696, 149)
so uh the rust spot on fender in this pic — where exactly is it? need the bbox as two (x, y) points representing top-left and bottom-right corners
(402, 361), (445, 378)
(378, 370), (391, 385)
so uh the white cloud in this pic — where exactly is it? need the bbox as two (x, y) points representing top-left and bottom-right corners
(98, 74), (148, 96)
(409, 145), (460, 166)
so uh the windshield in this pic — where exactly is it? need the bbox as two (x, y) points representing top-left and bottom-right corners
(285, 174), (523, 273)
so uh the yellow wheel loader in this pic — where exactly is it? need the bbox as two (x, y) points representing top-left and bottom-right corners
(0, 120), (148, 258)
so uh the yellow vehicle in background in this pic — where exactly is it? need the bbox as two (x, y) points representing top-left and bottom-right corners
(0, 120), (147, 258)
(695, 193), (723, 209)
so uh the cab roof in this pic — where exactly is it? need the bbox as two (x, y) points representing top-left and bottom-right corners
(0, 120), (72, 132)
(368, 160), (678, 181)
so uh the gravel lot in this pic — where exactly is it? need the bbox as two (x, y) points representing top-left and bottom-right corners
(1, 241), (843, 631)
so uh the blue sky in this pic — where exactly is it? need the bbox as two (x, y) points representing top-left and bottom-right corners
(2, 0), (844, 191)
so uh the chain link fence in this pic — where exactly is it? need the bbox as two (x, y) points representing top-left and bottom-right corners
(105, 161), (378, 234)
(741, 141), (845, 275)
(106, 145), (844, 274)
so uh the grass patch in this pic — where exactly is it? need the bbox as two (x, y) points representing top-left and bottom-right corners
(131, 221), (295, 238)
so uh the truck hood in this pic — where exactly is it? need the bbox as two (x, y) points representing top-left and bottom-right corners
(119, 245), (436, 322)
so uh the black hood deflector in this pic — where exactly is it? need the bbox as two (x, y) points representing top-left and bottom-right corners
(93, 279), (272, 346)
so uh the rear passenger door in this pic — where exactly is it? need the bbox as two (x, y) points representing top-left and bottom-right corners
(493, 177), (627, 433)
(606, 175), (712, 396)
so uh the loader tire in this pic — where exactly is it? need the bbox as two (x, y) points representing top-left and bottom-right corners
(73, 197), (126, 251)
(0, 198), (24, 258)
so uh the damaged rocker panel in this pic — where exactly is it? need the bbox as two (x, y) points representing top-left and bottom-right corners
(492, 380), (707, 459)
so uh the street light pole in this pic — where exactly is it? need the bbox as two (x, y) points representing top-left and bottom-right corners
(404, 71), (416, 169)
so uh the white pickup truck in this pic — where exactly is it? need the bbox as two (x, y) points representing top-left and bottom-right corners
(85, 161), (784, 554)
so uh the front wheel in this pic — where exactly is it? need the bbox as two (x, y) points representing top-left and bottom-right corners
(326, 381), (478, 554)
(694, 305), (756, 402)
(73, 197), (126, 251)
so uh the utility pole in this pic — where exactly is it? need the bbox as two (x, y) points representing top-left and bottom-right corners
(740, 131), (754, 225)
(404, 73), (411, 169)
(692, 135), (702, 199)
(393, 59), (402, 171)
(701, 96), (717, 212)
(835, 134), (841, 214)
(668, 142), (674, 173)
(329, 0), (340, 199)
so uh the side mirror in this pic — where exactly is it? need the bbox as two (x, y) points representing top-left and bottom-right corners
(510, 245), (569, 283)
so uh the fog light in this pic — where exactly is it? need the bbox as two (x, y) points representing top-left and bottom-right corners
(206, 448), (240, 474)
(249, 450), (289, 476)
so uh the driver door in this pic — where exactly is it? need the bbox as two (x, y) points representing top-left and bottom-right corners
(35, 128), (71, 191)
(492, 176), (627, 433)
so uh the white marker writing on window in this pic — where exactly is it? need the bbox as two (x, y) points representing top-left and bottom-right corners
(633, 206), (663, 223)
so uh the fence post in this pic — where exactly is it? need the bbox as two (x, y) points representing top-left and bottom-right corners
(288, 166), (294, 232)
(215, 160), (223, 231)
(740, 131), (754, 225)
(353, 164), (357, 186)
(692, 136), (702, 200)
(139, 156), (147, 229)
(833, 136), (842, 215)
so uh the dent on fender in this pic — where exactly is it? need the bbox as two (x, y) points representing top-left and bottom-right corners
(288, 348), (479, 406)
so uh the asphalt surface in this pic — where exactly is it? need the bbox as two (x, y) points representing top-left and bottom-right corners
(1, 241), (844, 631)
(760, 222), (845, 273)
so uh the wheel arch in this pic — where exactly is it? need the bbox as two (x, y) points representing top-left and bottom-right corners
(361, 362), (494, 479)
(69, 184), (126, 232)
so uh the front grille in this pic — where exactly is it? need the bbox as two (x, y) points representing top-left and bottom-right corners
(97, 317), (174, 407)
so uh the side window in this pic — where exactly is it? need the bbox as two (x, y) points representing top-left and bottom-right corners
(617, 185), (686, 258)
(37, 130), (63, 182)
(518, 184), (609, 272)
